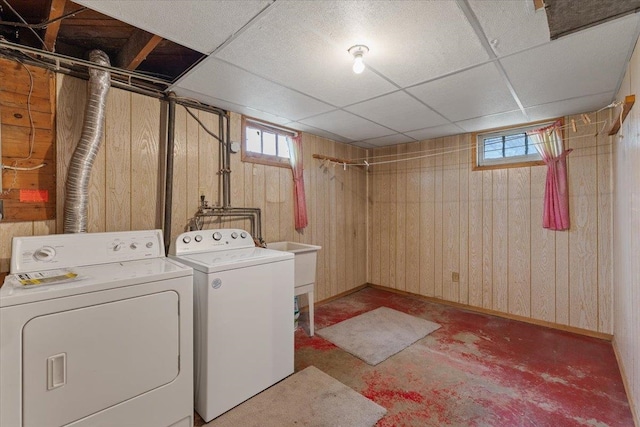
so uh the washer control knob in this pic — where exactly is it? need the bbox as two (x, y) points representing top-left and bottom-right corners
(130, 243), (138, 250)
(113, 242), (124, 251)
(231, 232), (238, 239)
(213, 232), (223, 241)
(195, 235), (203, 242)
(183, 236), (192, 244)
(34, 246), (56, 262)
(240, 232), (247, 239)
(146, 242), (153, 248)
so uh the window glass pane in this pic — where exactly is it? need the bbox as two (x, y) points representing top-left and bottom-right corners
(504, 134), (527, 157)
(483, 136), (503, 159)
(246, 127), (261, 153)
(263, 132), (277, 156)
(277, 135), (290, 159)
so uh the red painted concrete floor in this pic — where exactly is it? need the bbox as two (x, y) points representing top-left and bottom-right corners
(294, 287), (634, 426)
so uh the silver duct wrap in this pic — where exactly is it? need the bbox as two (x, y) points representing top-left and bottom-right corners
(63, 50), (111, 233)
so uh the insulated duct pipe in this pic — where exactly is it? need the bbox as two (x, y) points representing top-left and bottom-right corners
(63, 50), (111, 233)
(163, 93), (177, 255)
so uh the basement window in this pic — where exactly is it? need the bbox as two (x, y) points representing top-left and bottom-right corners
(472, 120), (559, 170)
(241, 116), (294, 168)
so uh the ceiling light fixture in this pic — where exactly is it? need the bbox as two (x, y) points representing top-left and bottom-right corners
(348, 45), (369, 74)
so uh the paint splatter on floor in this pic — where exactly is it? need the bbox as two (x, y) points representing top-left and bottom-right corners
(295, 287), (634, 426)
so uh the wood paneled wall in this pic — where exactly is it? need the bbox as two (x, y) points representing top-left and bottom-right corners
(1, 72), (368, 303)
(368, 115), (613, 334)
(613, 36), (640, 423)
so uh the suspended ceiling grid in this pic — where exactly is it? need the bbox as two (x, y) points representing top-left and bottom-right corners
(3, 0), (640, 148)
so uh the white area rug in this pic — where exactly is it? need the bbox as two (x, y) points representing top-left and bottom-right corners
(206, 366), (386, 426)
(317, 306), (441, 365)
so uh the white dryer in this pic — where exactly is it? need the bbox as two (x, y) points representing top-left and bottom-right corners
(0, 230), (194, 427)
(170, 229), (294, 422)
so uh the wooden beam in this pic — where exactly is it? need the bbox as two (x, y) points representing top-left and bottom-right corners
(43, 0), (67, 52)
(533, 0), (545, 10)
(608, 95), (635, 136)
(116, 30), (163, 70)
(313, 153), (361, 166)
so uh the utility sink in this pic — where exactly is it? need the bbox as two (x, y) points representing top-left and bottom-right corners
(267, 241), (321, 336)
(266, 242), (321, 288)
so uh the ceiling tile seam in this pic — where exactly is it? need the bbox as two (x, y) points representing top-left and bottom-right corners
(285, 121), (356, 144)
(611, 14), (640, 102)
(403, 122), (468, 136)
(456, 0), (529, 122)
(208, 0), (277, 56)
(522, 90), (617, 110)
(364, 63), (462, 126)
(208, 57), (348, 116)
(329, 107), (421, 140)
(191, 92), (299, 125)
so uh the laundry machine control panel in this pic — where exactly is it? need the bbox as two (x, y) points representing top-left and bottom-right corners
(11, 230), (165, 273)
(172, 229), (253, 255)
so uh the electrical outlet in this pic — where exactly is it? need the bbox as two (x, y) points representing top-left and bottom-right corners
(452, 272), (459, 282)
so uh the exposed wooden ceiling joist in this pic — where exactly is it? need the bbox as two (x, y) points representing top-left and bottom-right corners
(116, 29), (163, 70)
(43, 0), (66, 51)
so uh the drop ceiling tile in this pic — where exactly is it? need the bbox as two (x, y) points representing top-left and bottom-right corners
(171, 58), (335, 121)
(345, 91), (448, 132)
(525, 92), (614, 122)
(351, 141), (377, 149)
(284, 122), (352, 144)
(501, 14), (640, 108)
(404, 124), (467, 141)
(174, 88), (292, 126)
(455, 110), (528, 133)
(214, 1), (397, 106)
(75, 0), (271, 54)
(363, 134), (415, 147)
(468, 0), (550, 57)
(299, 110), (394, 141)
(408, 63), (519, 122)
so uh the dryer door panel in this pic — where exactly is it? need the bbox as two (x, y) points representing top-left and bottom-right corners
(22, 291), (179, 427)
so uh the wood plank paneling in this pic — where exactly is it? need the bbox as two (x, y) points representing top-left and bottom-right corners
(507, 167), (530, 317)
(613, 42), (640, 421)
(105, 88), (131, 232)
(492, 169), (508, 313)
(596, 109), (613, 334)
(459, 135), (470, 305)
(367, 115), (611, 334)
(434, 139), (444, 298)
(130, 93), (161, 230)
(419, 139), (436, 297)
(530, 166), (556, 323)
(395, 144), (407, 292)
(468, 164), (483, 307)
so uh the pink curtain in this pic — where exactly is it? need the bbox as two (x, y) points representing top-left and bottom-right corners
(528, 120), (573, 231)
(288, 134), (308, 230)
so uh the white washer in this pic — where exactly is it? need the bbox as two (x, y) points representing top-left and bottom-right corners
(170, 229), (294, 422)
(0, 230), (194, 427)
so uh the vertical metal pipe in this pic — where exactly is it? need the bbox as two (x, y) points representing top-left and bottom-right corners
(225, 113), (232, 208)
(163, 92), (177, 255)
(220, 113), (231, 208)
